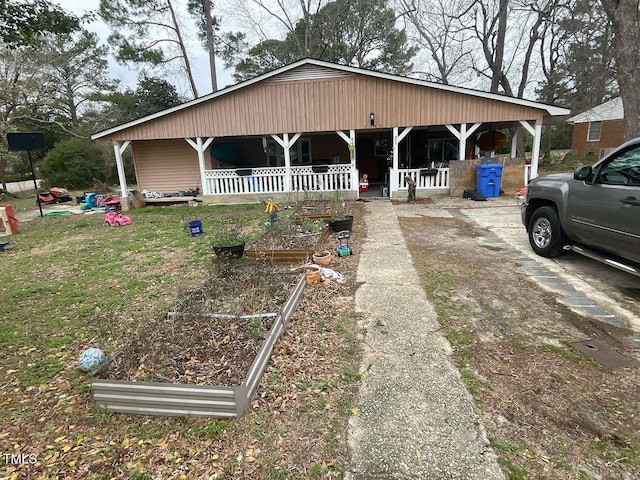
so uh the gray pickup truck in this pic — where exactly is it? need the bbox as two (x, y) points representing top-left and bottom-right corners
(522, 137), (640, 277)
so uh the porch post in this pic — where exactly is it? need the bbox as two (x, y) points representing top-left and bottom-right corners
(519, 120), (542, 180)
(271, 133), (301, 193)
(283, 133), (291, 192)
(531, 123), (542, 180)
(336, 130), (357, 194)
(391, 127), (412, 198)
(185, 137), (215, 194)
(446, 123), (481, 160)
(112, 140), (130, 200)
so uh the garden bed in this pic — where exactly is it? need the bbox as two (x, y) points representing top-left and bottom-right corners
(245, 214), (332, 263)
(91, 261), (306, 418)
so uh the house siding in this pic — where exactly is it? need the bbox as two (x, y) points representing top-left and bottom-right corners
(133, 139), (206, 192)
(571, 119), (625, 159)
(106, 74), (545, 141)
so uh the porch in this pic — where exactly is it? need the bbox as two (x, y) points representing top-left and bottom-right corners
(198, 163), (452, 201)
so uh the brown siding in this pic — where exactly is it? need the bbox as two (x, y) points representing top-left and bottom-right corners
(570, 119), (624, 158)
(107, 75), (546, 141)
(133, 139), (204, 192)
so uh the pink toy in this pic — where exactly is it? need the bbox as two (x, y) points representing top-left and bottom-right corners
(104, 211), (132, 227)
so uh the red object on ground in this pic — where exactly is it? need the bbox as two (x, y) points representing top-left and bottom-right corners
(0, 204), (19, 235)
(103, 195), (122, 212)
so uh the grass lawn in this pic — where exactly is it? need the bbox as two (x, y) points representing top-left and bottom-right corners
(0, 201), (363, 479)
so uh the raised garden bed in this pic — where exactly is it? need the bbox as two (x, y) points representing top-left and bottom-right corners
(245, 215), (331, 263)
(91, 261), (306, 418)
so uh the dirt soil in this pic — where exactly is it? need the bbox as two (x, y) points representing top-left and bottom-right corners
(399, 211), (640, 479)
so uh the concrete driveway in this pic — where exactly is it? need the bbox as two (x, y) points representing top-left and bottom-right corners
(393, 196), (640, 337)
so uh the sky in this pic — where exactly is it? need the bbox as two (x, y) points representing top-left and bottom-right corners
(55, 0), (235, 98)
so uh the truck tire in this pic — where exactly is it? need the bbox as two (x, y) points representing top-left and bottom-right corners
(528, 206), (565, 257)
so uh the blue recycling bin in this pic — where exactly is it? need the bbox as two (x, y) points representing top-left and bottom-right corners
(476, 163), (504, 198)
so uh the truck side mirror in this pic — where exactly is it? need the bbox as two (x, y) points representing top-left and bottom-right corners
(573, 165), (592, 181)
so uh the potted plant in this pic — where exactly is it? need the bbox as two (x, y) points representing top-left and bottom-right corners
(329, 214), (354, 232)
(312, 250), (332, 266)
(328, 197), (354, 232)
(211, 217), (246, 259)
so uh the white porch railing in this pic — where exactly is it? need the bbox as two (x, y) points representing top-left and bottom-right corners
(291, 164), (354, 192)
(394, 168), (450, 191)
(205, 165), (355, 195)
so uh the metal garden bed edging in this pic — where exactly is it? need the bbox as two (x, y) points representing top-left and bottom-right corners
(91, 274), (306, 418)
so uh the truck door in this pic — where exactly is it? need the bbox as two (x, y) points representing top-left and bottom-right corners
(567, 143), (640, 263)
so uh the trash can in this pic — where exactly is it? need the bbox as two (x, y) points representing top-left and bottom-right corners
(475, 164), (504, 198)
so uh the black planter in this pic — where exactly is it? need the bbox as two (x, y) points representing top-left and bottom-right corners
(329, 215), (354, 232)
(213, 243), (245, 259)
(420, 168), (439, 177)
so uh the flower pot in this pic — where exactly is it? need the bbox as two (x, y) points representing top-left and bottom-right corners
(213, 243), (245, 259)
(329, 215), (354, 232)
(312, 251), (332, 266)
(304, 265), (321, 284)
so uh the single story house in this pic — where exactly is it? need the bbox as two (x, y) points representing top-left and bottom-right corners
(566, 97), (624, 160)
(91, 59), (569, 205)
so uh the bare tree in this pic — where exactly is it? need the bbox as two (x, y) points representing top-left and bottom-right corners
(221, 0), (326, 55)
(99, 0), (199, 98)
(600, 0), (640, 140)
(397, 0), (472, 84)
(0, 44), (57, 188)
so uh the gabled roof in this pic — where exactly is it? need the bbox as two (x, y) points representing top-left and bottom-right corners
(566, 97), (624, 124)
(91, 58), (570, 140)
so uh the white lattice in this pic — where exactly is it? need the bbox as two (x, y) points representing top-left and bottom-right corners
(204, 166), (355, 195)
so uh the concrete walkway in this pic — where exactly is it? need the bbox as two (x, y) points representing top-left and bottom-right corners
(347, 198), (504, 480)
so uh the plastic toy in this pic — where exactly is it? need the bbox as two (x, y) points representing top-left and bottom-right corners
(336, 230), (352, 256)
(104, 210), (132, 227)
(78, 347), (106, 372)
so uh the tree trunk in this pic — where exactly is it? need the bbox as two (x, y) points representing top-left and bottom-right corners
(203, 0), (217, 92)
(167, 0), (198, 98)
(601, 0), (640, 141)
(490, 0), (509, 93)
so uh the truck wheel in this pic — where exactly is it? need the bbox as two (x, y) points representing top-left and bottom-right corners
(528, 206), (565, 257)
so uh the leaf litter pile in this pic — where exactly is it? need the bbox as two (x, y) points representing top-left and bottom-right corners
(103, 260), (300, 386)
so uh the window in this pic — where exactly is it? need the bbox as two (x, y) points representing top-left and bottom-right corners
(587, 121), (601, 141)
(427, 138), (458, 167)
(265, 138), (312, 166)
(374, 138), (391, 157)
(595, 143), (640, 186)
